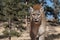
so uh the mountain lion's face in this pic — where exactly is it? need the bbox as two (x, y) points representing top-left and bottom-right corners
(29, 4), (44, 24)
(31, 10), (41, 23)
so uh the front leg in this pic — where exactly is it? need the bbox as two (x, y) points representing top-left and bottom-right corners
(30, 32), (38, 40)
(39, 34), (45, 40)
(36, 31), (45, 40)
(38, 26), (46, 40)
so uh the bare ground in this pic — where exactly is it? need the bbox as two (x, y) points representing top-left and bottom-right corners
(0, 22), (60, 40)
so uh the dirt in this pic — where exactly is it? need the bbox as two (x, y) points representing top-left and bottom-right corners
(0, 22), (60, 40)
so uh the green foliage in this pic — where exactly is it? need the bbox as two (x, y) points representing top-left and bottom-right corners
(45, 5), (54, 12)
(10, 30), (20, 37)
(3, 23), (9, 28)
(3, 29), (20, 37)
(0, 0), (31, 22)
(2, 29), (9, 36)
(16, 24), (26, 32)
(20, 25), (26, 32)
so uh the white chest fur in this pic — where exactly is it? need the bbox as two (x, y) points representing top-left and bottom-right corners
(38, 25), (46, 40)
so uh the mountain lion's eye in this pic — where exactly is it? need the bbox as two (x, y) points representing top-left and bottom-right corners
(33, 14), (35, 15)
(37, 14), (40, 15)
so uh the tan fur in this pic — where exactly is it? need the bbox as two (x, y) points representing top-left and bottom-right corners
(33, 4), (42, 10)
(30, 21), (41, 40)
(30, 4), (46, 40)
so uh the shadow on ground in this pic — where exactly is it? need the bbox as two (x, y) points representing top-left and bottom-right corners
(0, 35), (8, 39)
(45, 34), (60, 40)
(48, 21), (60, 26)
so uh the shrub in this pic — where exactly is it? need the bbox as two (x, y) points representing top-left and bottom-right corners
(2, 29), (20, 37)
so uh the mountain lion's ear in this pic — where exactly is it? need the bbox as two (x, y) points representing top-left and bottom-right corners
(40, 7), (44, 13)
(29, 7), (34, 13)
(40, 3), (43, 6)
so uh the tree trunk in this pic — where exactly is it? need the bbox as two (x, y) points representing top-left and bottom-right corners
(8, 17), (11, 40)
